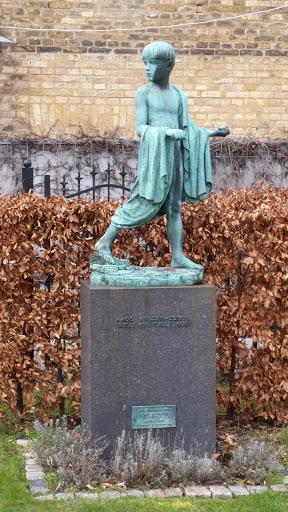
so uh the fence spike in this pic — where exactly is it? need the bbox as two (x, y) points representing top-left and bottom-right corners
(60, 175), (67, 196)
(22, 159), (33, 193)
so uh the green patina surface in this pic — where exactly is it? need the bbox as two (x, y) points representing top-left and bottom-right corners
(90, 251), (203, 286)
(90, 262), (203, 287)
(132, 405), (176, 429)
(92, 41), (229, 278)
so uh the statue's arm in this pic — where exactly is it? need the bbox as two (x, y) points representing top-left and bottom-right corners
(135, 87), (148, 137)
(208, 125), (230, 137)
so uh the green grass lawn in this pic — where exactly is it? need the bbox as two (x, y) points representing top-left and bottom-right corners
(1, 426), (288, 512)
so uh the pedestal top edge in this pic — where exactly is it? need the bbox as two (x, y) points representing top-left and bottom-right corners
(81, 280), (216, 291)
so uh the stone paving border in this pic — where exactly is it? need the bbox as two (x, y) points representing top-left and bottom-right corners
(16, 439), (288, 502)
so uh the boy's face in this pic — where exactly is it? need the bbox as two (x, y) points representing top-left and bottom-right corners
(143, 57), (172, 85)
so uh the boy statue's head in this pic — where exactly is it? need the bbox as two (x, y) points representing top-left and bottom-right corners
(142, 41), (175, 69)
(142, 42), (175, 85)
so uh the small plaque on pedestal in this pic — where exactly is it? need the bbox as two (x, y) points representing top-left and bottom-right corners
(132, 405), (176, 429)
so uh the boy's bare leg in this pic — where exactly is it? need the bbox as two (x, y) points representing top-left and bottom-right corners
(167, 145), (204, 271)
(92, 224), (125, 265)
(95, 224), (120, 255)
(93, 224), (131, 266)
(167, 212), (204, 270)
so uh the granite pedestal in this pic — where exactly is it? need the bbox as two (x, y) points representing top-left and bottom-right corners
(81, 282), (216, 456)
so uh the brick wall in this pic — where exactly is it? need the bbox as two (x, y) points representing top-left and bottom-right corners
(0, 0), (288, 140)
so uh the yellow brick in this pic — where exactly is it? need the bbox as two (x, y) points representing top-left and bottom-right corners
(81, 10), (94, 16)
(243, 85), (258, 92)
(1, 1), (287, 140)
(48, 2), (72, 8)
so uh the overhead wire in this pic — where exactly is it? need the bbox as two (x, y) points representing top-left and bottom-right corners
(0, 4), (287, 33)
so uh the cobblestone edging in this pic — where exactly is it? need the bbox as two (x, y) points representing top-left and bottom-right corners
(17, 439), (288, 502)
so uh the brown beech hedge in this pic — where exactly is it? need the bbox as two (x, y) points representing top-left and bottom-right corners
(0, 183), (288, 422)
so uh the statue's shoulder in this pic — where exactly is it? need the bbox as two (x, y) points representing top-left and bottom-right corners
(135, 85), (148, 100)
(171, 85), (187, 100)
(136, 84), (150, 94)
(171, 85), (188, 115)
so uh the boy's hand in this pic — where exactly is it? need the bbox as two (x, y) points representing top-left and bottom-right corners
(166, 128), (186, 140)
(217, 125), (230, 136)
(209, 125), (230, 137)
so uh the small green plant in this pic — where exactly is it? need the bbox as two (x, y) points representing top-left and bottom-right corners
(110, 429), (168, 487)
(110, 430), (225, 487)
(167, 448), (191, 483)
(168, 448), (224, 484)
(32, 417), (108, 489)
(280, 427), (288, 450)
(190, 455), (225, 484)
(228, 439), (279, 484)
(31, 420), (283, 490)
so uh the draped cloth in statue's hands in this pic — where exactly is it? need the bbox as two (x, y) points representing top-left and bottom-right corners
(111, 86), (212, 229)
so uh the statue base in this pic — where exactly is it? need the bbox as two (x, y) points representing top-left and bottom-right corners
(81, 281), (216, 456)
(90, 252), (203, 287)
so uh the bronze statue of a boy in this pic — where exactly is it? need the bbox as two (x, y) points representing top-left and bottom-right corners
(94, 41), (229, 270)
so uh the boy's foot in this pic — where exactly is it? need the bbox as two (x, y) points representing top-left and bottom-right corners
(91, 243), (130, 266)
(171, 255), (204, 271)
(95, 238), (110, 253)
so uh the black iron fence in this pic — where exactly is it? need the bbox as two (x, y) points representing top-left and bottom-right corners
(16, 138), (288, 198)
(22, 159), (131, 200)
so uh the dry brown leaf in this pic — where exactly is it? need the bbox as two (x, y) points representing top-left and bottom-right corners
(1, 186), (288, 422)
